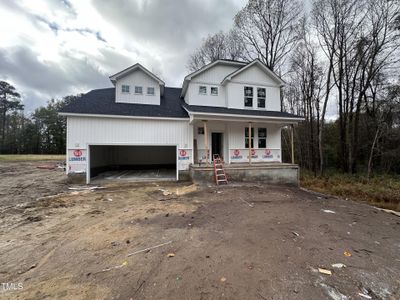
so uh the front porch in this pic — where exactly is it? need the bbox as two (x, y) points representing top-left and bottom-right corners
(186, 111), (300, 184)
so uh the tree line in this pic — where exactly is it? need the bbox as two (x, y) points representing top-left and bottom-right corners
(1, 0), (399, 177)
(0, 81), (79, 155)
(188, 0), (400, 176)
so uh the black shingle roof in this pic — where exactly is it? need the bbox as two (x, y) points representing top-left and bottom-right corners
(60, 87), (189, 118)
(182, 103), (303, 119)
(60, 86), (303, 120)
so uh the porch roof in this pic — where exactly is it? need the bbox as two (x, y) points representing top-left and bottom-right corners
(182, 103), (304, 124)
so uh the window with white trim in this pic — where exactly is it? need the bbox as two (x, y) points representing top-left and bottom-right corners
(257, 88), (266, 108)
(258, 128), (267, 148)
(199, 86), (207, 95)
(135, 86), (143, 94)
(147, 87), (155, 95)
(211, 87), (218, 96)
(121, 85), (130, 93)
(245, 127), (254, 148)
(244, 86), (253, 107)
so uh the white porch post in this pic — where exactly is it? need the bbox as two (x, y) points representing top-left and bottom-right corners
(248, 122), (252, 165)
(291, 124), (295, 164)
(203, 120), (209, 166)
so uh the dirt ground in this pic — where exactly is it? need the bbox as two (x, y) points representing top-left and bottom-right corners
(0, 161), (399, 300)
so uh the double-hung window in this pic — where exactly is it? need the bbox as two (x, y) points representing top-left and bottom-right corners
(199, 86), (207, 95)
(245, 127), (254, 148)
(147, 87), (155, 95)
(258, 128), (267, 148)
(121, 85), (130, 93)
(257, 88), (266, 108)
(211, 87), (218, 96)
(244, 87), (253, 107)
(135, 86), (143, 94)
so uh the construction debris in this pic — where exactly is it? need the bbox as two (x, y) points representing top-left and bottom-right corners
(331, 263), (346, 269)
(167, 253), (175, 257)
(127, 241), (172, 257)
(318, 268), (332, 275)
(322, 209), (336, 214)
(239, 197), (254, 207)
(343, 251), (352, 257)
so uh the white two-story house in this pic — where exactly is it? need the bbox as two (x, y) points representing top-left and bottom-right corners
(60, 59), (303, 184)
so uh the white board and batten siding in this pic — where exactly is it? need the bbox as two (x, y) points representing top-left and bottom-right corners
(185, 64), (240, 107)
(66, 116), (193, 176)
(226, 65), (281, 111)
(115, 70), (160, 105)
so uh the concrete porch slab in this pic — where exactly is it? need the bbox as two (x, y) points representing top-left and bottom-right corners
(190, 163), (299, 185)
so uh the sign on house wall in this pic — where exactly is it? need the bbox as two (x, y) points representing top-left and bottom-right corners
(178, 148), (192, 170)
(68, 149), (87, 173)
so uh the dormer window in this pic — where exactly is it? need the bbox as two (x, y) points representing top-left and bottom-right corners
(135, 86), (143, 94)
(147, 87), (155, 95)
(257, 88), (266, 108)
(121, 85), (130, 93)
(211, 87), (218, 96)
(199, 86), (207, 95)
(244, 86), (253, 107)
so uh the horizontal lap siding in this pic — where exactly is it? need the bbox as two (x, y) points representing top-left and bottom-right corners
(67, 117), (192, 149)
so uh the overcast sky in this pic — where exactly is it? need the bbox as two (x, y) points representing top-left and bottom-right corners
(0, 0), (247, 113)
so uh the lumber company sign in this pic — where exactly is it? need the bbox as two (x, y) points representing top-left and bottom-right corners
(68, 149), (87, 173)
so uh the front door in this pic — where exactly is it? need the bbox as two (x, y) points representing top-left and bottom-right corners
(211, 132), (223, 160)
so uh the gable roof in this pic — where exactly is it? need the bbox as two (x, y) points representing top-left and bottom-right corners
(59, 87), (188, 119)
(180, 59), (247, 97)
(109, 63), (165, 86)
(221, 59), (285, 86)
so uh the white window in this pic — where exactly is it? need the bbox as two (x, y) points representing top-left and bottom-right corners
(199, 86), (207, 95)
(135, 86), (143, 94)
(211, 87), (218, 96)
(245, 127), (254, 148)
(121, 85), (130, 93)
(147, 87), (155, 95)
(257, 88), (266, 108)
(244, 87), (253, 107)
(258, 128), (267, 148)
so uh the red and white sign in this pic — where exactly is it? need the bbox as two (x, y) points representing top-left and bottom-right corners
(233, 149), (240, 156)
(179, 149), (187, 157)
(73, 149), (82, 157)
(265, 149), (271, 156)
(251, 149), (256, 156)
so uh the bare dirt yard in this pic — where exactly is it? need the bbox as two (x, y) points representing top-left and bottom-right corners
(0, 161), (399, 300)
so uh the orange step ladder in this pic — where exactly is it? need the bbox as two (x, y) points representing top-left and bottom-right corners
(213, 154), (228, 185)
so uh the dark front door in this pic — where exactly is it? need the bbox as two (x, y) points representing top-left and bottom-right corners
(211, 132), (223, 159)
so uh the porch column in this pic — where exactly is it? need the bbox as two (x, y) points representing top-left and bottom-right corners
(203, 120), (209, 166)
(248, 122), (252, 165)
(291, 124), (295, 164)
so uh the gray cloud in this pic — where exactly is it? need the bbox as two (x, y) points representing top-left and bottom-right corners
(0, 0), (245, 113)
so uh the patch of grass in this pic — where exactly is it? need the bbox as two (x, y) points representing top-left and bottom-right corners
(0, 154), (65, 162)
(300, 171), (400, 211)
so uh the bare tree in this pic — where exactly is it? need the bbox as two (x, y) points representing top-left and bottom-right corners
(234, 0), (302, 73)
(187, 30), (245, 71)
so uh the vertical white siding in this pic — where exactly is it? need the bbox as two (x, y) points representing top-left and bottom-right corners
(226, 82), (281, 111)
(186, 64), (241, 107)
(115, 70), (161, 105)
(67, 116), (193, 173)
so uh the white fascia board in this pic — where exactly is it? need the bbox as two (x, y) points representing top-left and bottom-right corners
(109, 63), (165, 86)
(181, 60), (247, 97)
(221, 59), (285, 86)
(59, 112), (189, 121)
(186, 111), (304, 124)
